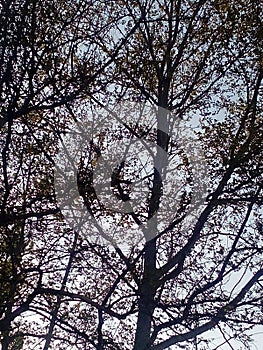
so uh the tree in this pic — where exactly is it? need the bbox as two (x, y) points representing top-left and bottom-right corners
(1, 0), (263, 349)
(0, 0), (140, 348)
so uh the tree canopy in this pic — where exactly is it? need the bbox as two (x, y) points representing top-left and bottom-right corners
(0, 1), (263, 349)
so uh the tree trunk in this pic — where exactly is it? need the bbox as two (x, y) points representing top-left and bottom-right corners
(133, 239), (157, 350)
(134, 103), (169, 350)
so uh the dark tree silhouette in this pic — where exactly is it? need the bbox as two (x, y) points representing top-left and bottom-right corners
(0, 1), (262, 350)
